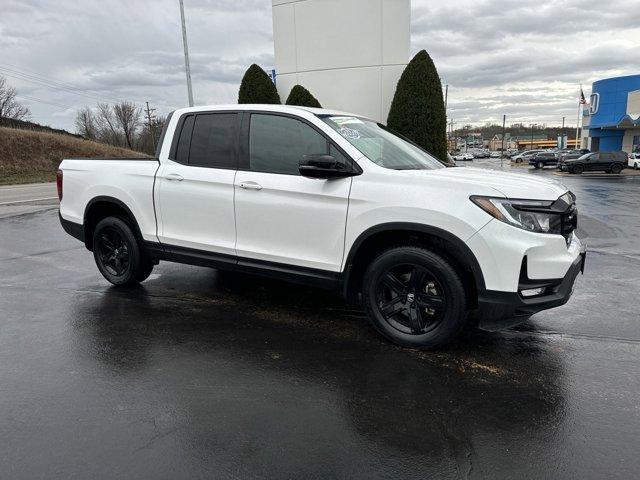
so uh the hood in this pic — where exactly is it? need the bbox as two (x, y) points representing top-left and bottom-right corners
(426, 167), (568, 200)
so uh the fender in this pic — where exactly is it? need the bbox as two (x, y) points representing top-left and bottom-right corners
(343, 222), (487, 293)
(83, 196), (145, 250)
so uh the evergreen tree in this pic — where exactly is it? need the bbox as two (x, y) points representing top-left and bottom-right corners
(238, 64), (281, 104)
(285, 85), (322, 108)
(387, 50), (447, 161)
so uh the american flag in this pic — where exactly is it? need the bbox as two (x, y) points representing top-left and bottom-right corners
(579, 87), (587, 105)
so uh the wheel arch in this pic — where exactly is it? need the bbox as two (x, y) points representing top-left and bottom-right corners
(343, 223), (486, 306)
(83, 196), (144, 251)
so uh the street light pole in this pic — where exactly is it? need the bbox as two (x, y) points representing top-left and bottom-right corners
(530, 124), (536, 149)
(179, 0), (194, 107)
(444, 84), (448, 112)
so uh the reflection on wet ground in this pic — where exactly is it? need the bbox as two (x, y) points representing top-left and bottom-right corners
(1, 165), (639, 478)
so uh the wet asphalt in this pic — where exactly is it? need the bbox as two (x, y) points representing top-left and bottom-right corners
(1, 163), (639, 479)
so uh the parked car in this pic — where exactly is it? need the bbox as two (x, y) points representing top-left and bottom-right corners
(490, 151), (501, 158)
(472, 150), (490, 159)
(559, 149), (590, 162)
(628, 152), (640, 169)
(559, 151), (628, 174)
(58, 104), (586, 350)
(530, 151), (559, 169)
(453, 153), (473, 161)
(512, 150), (543, 163)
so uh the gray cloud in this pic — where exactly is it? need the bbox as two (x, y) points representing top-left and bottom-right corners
(0, 0), (637, 130)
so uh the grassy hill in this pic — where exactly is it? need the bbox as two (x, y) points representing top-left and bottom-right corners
(0, 127), (148, 185)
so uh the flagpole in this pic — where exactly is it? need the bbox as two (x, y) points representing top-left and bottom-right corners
(575, 84), (582, 150)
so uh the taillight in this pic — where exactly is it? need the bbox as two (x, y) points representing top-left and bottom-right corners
(56, 169), (63, 201)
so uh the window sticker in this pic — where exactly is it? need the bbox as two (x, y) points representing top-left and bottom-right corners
(340, 126), (362, 140)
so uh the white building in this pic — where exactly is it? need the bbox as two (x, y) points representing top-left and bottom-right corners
(271, 0), (410, 123)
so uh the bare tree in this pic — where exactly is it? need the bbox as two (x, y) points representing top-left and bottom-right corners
(95, 102), (121, 146)
(75, 101), (157, 152)
(0, 75), (30, 120)
(113, 101), (141, 149)
(138, 115), (167, 155)
(74, 107), (98, 139)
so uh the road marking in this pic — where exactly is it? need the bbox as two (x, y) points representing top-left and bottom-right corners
(0, 197), (58, 206)
(0, 183), (56, 191)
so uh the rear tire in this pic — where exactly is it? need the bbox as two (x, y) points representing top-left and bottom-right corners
(536, 161), (544, 169)
(610, 163), (623, 174)
(572, 164), (584, 174)
(92, 216), (153, 286)
(362, 246), (467, 349)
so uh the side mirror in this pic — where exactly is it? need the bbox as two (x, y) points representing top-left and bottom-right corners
(299, 154), (357, 179)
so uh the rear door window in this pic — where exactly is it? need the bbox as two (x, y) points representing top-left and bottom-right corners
(189, 113), (238, 169)
(175, 115), (195, 164)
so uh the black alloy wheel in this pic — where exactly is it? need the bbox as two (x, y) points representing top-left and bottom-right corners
(92, 216), (154, 286)
(362, 246), (467, 349)
(572, 164), (584, 174)
(96, 226), (131, 277)
(611, 163), (623, 174)
(375, 263), (446, 335)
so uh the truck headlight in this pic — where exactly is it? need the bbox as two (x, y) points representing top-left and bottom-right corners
(470, 196), (562, 234)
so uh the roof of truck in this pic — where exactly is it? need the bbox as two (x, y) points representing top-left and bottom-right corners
(171, 104), (370, 120)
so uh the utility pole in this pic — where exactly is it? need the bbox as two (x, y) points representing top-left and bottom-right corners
(562, 116), (566, 149)
(501, 114), (506, 165)
(530, 123), (537, 149)
(448, 119), (456, 152)
(144, 101), (157, 146)
(179, 0), (194, 107)
(444, 84), (448, 112)
(575, 84), (582, 150)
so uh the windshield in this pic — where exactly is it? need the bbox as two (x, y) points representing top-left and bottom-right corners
(321, 116), (444, 170)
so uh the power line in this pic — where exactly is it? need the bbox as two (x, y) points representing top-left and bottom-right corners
(0, 64), (143, 107)
(0, 67), (118, 104)
(16, 94), (72, 110)
(0, 64), (112, 100)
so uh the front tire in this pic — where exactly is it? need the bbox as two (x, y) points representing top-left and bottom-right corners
(610, 163), (623, 174)
(92, 216), (153, 286)
(572, 164), (584, 174)
(536, 161), (544, 169)
(362, 247), (467, 349)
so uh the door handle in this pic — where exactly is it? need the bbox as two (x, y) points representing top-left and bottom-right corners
(238, 181), (262, 191)
(165, 173), (184, 182)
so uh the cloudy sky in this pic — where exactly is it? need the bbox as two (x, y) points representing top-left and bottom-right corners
(1, 0), (638, 132)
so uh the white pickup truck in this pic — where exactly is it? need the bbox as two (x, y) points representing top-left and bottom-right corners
(58, 104), (586, 349)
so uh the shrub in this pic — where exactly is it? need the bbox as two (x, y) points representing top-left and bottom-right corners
(387, 50), (447, 162)
(238, 64), (281, 104)
(285, 85), (322, 108)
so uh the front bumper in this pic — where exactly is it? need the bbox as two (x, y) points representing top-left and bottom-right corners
(475, 246), (586, 330)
